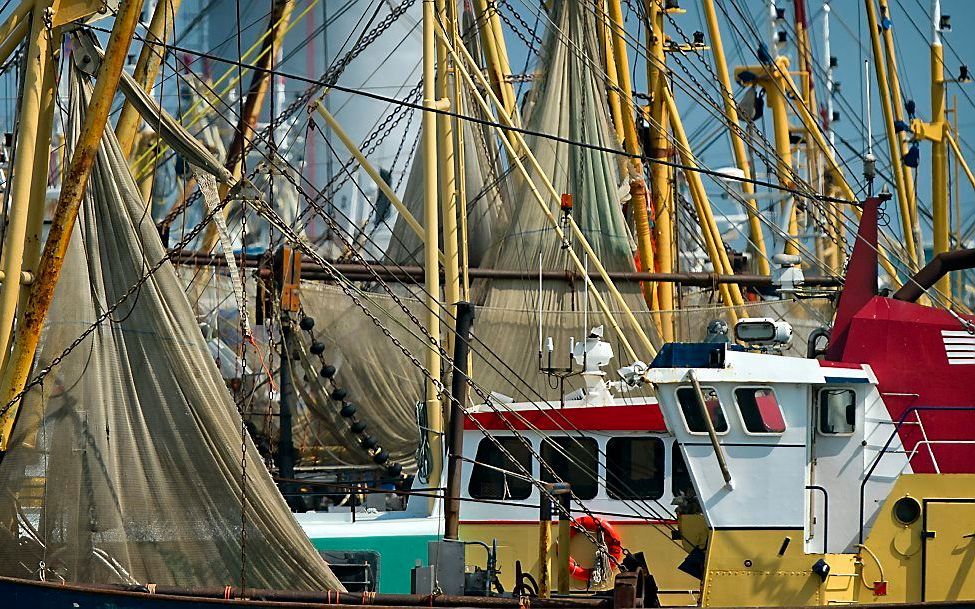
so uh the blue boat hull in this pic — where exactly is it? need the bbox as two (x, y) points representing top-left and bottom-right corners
(0, 576), (323, 608)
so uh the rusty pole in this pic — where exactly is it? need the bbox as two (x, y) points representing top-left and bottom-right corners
(0, 0), (144, 450)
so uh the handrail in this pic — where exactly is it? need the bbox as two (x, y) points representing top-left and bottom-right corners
(688, 370), (733, 488)
(806, 485), (829, 554)
(858, 406), (975, 542)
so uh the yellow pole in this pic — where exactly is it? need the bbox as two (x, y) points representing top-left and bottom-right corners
(0, 0), (55, 364)
(19, 23), (57, 316)
(445, 32), (656, 359)
(0, 0), (145, 449)
(312, 100), (443, 263)
(421, 0), (444, 496)
(931, 27), (949, 298)
(865, 0), (917, 270)
(600, 0), (625, 144)
(472, 0), (516, 121)
(645, 0), (673, 341)
(115, 0), (183, 158)
(607, 0), (658, 318)
(879, 0), (919, 245)
(650, 100), (674, 339)
(762, 68), (800, 256)
(0, 19), (28, 69)
(701, 0), (770, 275)
(0, 0), (33, 49)
(663, 85), (743, 315)
(436, 0), (461, 356)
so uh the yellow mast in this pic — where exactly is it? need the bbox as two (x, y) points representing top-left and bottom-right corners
(115, 0), (183, 158)
(472, 0), (517, 124)
(645, 0), (674, 341)
(436, 0), (461, 353)
(607, 0), (659, 321)
(701, 0), (770, 276)
(600, 0), (625, 145)
(663, 85), (744, 316)
(910, 0), (950, 300)
(421, 0), (444, 496)
(864, 0), (918, 270)
(0, 0), (56, 367)
(878, 0), (920, 257)
(0, 0), (146, 449)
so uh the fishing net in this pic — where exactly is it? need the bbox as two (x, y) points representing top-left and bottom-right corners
(0, 67), (342, 590)
(293, 0), (660, 466)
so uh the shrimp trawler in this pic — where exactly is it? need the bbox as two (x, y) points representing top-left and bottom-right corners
(300, 195), (975, 606)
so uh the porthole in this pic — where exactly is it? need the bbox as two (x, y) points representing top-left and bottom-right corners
(893, 496), (921, 525)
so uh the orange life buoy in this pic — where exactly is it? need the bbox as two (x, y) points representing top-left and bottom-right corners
(567, 515), (625, 582)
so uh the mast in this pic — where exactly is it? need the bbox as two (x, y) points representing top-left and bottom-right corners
(115, 0), (184, 158)
(821, 1), (844, 272)
(930, 0), (949, 299)
(878, 0), (920, 262)
(0, 0), (57, 369)
(436, 0), (461, 354)
(444, 302), (475, 540)
(645, 0), (673, 341)
(421, 0), (445, 499)
(0, 0), (145, 449)
(607, 0), (659, 319)
(471, 0), (517, 124)
(702, 0), (770, 276)
(864, 0), (918, 269)
(663, 85), (744, 318)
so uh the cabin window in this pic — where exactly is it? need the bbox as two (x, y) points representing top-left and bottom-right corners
(671, 442), (694, 499)
(734, 387), (786, 434)
(606, 437), (664, 500)
(818, 388), (856, 435)
(676, 386), (728, 434)
(541, 437), (599, 500)
(468, 437), (533, 500)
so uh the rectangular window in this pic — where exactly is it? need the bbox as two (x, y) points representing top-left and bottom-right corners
(734, 387), (786, 434)
(671, 442), (694, 499)
(541, 437), (599, 500)
(676, 386), (728, 433)
(468, 437), (533, 500)
(818, 388), (856, 435)
(606, 437), (664, 500)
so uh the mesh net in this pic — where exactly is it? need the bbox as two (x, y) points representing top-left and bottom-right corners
(0, 68), (341, 590)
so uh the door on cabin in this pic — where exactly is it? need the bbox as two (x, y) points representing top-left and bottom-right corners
(923, 500), (975, 601)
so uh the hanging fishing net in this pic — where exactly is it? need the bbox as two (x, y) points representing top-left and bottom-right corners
(0, 66), (342, 590)
(292, 0), (661, 470)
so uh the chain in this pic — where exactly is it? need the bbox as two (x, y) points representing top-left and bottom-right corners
(364, 81), (422, 158)
(491, 0), (543, 49)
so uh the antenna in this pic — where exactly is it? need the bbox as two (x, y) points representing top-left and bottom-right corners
(863, 59), (877, 194)
(823, 1), (835, 149)
(582, 254), (589, 341)
(537, 251), (543, 358)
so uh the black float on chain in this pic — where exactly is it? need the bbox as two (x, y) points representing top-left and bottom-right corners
(297, 313), (404, 479)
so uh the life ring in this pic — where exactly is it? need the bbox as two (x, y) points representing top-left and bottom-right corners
(567, 515), (625, 582)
